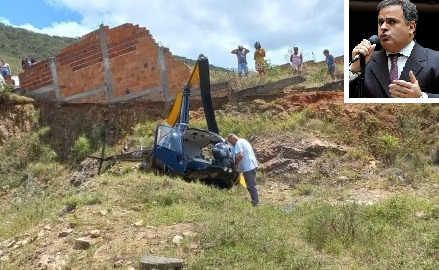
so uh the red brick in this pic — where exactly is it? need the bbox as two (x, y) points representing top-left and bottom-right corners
(20, 23), (190, 104)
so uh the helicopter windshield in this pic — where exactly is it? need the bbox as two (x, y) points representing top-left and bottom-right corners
(156, 125), (183, 153)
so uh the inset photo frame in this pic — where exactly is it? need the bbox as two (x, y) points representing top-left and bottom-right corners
(345, 0), (439, 103)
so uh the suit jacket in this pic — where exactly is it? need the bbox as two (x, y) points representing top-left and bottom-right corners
(349, 42), (439, 98)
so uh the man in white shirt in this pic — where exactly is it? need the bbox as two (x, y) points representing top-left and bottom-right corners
(227, 134), (259, 207)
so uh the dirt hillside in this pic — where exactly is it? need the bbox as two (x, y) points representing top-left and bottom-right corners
(0, 85), (404, 197)
(4, 82), (436, 269)
(0, 85), (392, 183)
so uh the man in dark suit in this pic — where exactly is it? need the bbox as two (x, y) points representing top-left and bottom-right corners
(349, 0), (439, 98)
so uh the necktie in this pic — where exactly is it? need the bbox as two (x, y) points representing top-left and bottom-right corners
(389, 53), (400, 81)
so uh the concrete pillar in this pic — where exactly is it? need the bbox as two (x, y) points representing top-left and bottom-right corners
(98, 24), (114, 102)
(158, 46), (170, 102)
(49, 57), (61, 103)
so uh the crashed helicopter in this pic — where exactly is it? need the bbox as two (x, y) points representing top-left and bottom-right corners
(86, 55), (239, 189)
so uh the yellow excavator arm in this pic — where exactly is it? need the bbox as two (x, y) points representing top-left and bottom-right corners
(165, 62), (200, 126)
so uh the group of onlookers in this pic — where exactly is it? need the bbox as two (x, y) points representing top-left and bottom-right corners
(231, 42), (337, 81)
(22, 57), (37, 70)
(0, 57), (37, 88)
(289, 46), (337, 81)
(231, 42), (267, 77)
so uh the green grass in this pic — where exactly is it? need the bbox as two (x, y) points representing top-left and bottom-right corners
(2, 163), (439, 269)
(4, 56), (439, 269)
(0, 126), (63, 189)
(0, 195), (63, 238)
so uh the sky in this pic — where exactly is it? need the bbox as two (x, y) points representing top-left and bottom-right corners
(0, 0), (345, 70)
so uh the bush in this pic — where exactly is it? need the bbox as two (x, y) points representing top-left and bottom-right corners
(369, 132), (400, 164)
(71, 135), (92, 157)
(304, 203), (365, 253)
(0, 126), (60, 189)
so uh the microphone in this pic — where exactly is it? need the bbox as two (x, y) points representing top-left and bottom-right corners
(350, 35), (380, 64)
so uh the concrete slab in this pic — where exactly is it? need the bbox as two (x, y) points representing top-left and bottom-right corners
(139, 255), (184, 269)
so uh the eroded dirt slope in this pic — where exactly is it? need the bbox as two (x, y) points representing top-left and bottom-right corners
(3, 86), (439, 269)
(0, 96), (36, 145)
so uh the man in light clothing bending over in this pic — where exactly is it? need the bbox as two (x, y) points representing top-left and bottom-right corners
(227, 134), (259, 206)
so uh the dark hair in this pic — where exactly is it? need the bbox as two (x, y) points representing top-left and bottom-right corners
(377, 0), (418, 24)
(323, 49), (329, 54)
(254, 41), (261, 49)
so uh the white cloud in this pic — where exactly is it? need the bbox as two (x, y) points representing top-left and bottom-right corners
(22, 21), (92, 38)
(0, 17), (12, 25)
(11, 0), (345, 69)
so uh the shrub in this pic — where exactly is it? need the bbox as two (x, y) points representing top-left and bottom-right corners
(71, 135), (92, 157)
(0, 126), (60, 189)
(369, 132), (400, 164)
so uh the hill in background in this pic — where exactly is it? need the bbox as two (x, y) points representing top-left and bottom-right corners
(0, 23), (229, 77)
(0, 23), (78, 74)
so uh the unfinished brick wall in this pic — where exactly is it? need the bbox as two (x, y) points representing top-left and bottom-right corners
(57, 28), (104, 100)
(108, 24), (158, 98)
(19, 59), (53, 91)
(17, 23), (191, 104)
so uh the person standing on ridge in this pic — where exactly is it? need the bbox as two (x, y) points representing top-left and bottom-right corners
(1, 59), (11, 80)
(323, 49), (336, 82)
(290, 46), (303, 75)
(231, 45), (250, 77)
(254, 41), (266, 76)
